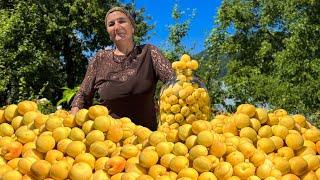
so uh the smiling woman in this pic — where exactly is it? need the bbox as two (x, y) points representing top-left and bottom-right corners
(105, 7), (136, 50)
(70, 6), (175, 130)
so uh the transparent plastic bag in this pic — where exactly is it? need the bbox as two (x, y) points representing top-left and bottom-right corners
(158, 55), (212, 127)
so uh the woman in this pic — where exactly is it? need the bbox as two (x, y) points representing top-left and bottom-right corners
(70, 6), (174, 131)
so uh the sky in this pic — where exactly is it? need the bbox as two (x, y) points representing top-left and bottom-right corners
(122, 0), (222, 54)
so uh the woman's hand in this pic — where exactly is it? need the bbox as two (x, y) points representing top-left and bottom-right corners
(70, 107), (79, 115)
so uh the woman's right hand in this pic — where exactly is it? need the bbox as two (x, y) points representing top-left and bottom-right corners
(70, 107), (79, 115)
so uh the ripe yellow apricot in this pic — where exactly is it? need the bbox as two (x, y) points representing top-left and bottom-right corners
(160, 153), (175, 168)
(89, 141), (108, 158)
(303, 129), (320, 142)
(197, 130), (214, 147)
(227, 151), (245, 167)
(285, 133), (304, 150)
(187, 60), (199, 70)
(172, 142), (188, 156)
(105, 156), (126, 175)
(257, 138), (276, 154)
(214, 162), (233, 179)
(178, 124), (192, 141)
(272, 125), (289, 139)
(272, 156), (290, 175)
(169, 156), (189, 173)
(156, 142), (174, 157)
(236, 104), (256, 117)
(10, 116), (22, 130)
(233, 162), (255, 179)
(65, 141), (86, 158)
(69, 162), (92, 180)
(107, 126), (123, 143)
(198, 172), (217, 180)
(274, 109), (288, 117)
(254, 108), (268, 124)
(180, 54), (191, 63)
(74, 153), (96, 169)
(258, 125), (273, 138)
(52, 127), (71, 142)
(292, 114), (306, 127)
(239, 127), (258, 142)
(193, 156), (212, 173)
(45, 150), (63, 164)
(49, 160), (70, 180)
(17, 158), (35, 175)
(233, 113), (251, 129)
(88, 105), (109, 119)
(177, 167), (199, 179)
(45, 116), (63, 131)
(22, 111), (40, 125)
(209, 140), (226, 158)
(120, 144), (139, 159)
(289, 156), (308, 176)
(85, 130), (105, 146)
(75, 109), (89, 126)
(4, 104), (19, 122)
(63, 114), (76, 127)
(238, 141), (256, 158)
(148, 164), (167, 179)
(278, 115), (295, 130)
(56, 138), (72, 153)
(270, 136), (284, 150)
(95, 157), (109, 171)
(36, 135), (55, 153)
(0, 123), (14, 137)
(30, 160), (51, 179)
(277, 147), (294, 161)
(139, 149), (159, 168)
(2, 170), (22, 180)
(148, 131), (166, 146)
(174, 113), (184, 122)
(302, 154), (320, 171)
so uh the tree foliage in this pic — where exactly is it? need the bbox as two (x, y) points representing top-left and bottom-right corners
(0, 0), (151, 106)
(161, 4), (221, 113)
(163, 4), (195, 62)
(206, 0), (320, 115)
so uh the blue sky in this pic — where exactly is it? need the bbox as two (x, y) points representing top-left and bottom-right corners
(122, 0), (222, 54)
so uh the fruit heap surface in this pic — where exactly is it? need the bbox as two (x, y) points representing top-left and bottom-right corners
(0, 55), (320, 180)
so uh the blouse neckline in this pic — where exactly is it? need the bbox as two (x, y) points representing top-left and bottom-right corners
(111, 45), (137, 63)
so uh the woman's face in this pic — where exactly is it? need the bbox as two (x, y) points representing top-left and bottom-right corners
(106, 11), (134, 43)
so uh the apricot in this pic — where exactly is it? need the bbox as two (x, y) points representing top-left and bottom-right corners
(139, 149), (159, 168)
(74, 153), (96, 170)
(169, 156), (189, 173)
(69, 162), (92, 180)
(49, 160), (70, 180)
(105, 156), (126, 175)
(36, 135), (55, 153)
(213, 162), (233, 179)
(30, 160), (51, 179)
(88, 105), (109, 119)
(193, 156), (212, 173)
(1, 141), (23, 160)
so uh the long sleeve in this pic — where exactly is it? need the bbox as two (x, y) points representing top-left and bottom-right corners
(149, 45), (175, 83)
(71, 55), (98, 109)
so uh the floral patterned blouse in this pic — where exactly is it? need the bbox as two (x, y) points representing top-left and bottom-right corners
(71, 44), (174, 130)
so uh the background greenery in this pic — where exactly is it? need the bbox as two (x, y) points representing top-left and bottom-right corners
(1, 0), (320, 125)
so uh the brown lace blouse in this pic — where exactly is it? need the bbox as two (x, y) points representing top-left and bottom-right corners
(71, 44), (174, 130)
